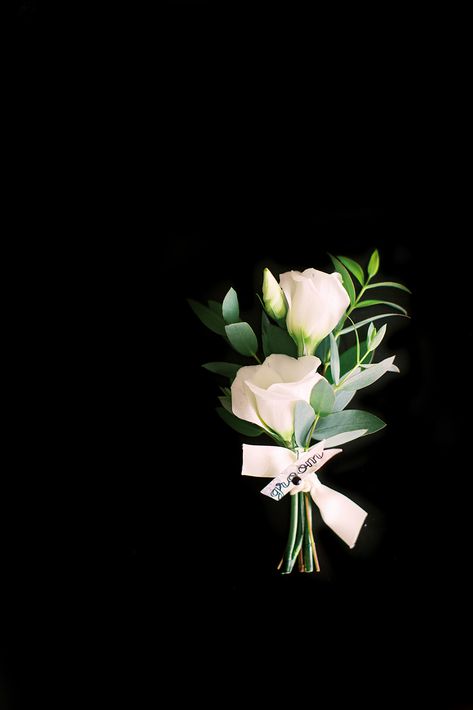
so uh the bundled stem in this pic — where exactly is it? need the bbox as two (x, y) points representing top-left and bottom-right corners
(280, 492), (320, 574)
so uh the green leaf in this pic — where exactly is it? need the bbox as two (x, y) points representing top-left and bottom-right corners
(326, 340), (373, 383)
(365, 281), (411, 294)
(368, 323), (386, 351)
(367, 249), (380, 277)
(261, 312), (297, 357)
(202, 362), (241, 378)
(216, 407), (264, 437)
(294, 400), (316, 448)
(329, 332), (340, 384)
(329, 254), (356, 305)
(188, 299), (226, 336)
(312, 410), (386, 441)
(222, 287), (240, 324)
(323, 429), (369, 447)
(310, 378), (335, 417)
(367, 322), (376, 346)
(337, 255), (364, 286)
(315, 335), (330, 363)
(208, 300), (222, 314)
(218, 395), (233, 414)
(332, 390), (356, 412)
(225, 322), (259, 357)
(339, 356), (399, 391)
(338, 313), (407, 336)
(355, 299), (407, 315)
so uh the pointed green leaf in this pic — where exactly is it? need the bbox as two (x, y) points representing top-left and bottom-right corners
(261, 312), (297, 357)
(339, 356), (399, 391)
(202, 362), (241, 378)
(367, 249), (380, 277)
(225, 322), (259, 357)
(222, 287), (240, 324)
(368, 323), (386, 351)
(294, 400), (316, 448)
(188, 299), (226, 336)
(329, 254), (356, 305)
(367, 322), (376, 347)
(312, 410), (386, 440)
(355, 299), (407, 315)
(365, 281), (411, 294)
(208, 300), (222, 314)
(322, 429), (369, 447)
(337, 255), (365, 286)
(329, 332), (340, 384)
(216, 407), (264, 437)
(310, 378), (335, 417)
(338, 313), (407, 336)
(326, 340), (372, 383)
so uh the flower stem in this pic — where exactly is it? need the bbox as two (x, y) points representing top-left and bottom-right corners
(281, 493), (299, 574)
(305, 495), (320, 572)
(302, 493), (314, 572)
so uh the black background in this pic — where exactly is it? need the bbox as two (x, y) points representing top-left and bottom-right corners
(3, 2), (471, 708)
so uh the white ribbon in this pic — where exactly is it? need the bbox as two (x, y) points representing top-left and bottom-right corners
(242, 442), (367, 549)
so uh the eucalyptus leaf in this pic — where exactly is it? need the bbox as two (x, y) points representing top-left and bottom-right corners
(367, 249), (380, 277)
(294, 400), (316, 448)
(329, 332), (340, 384)
(355, 299), (407, 315)
(329, 254), (356, 305)
(261, 312), (297, 357)
(337, 255), (364, 286)
(338, 356), (399, 391)
(222, 287), (240, 324)
(338, 313), (407, 336)
(322, 429), (369, 447)
(218, 395), (233, 414)
(332, 389), (356, 412)
(202, 362), (241, 378)
(365, 281), (411, 294)
(216, 407), (264, 437)
(225, 322), (259, 357)
(310, 378), (335, 417)
(188, 299), (226, 336)
(312, 410), (386, 440)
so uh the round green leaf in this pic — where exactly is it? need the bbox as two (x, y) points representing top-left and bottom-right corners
(225, 322), (259, 356)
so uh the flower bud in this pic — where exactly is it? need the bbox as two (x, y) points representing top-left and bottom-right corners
(262, 268), (288, 321)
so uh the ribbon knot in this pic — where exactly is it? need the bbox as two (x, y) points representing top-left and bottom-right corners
(242, 441), (367, 549)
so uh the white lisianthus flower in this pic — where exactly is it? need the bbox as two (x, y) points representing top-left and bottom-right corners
(262, 268), (288, 321)
(280, 269), (350, 355)
(231, 354), (322, 442)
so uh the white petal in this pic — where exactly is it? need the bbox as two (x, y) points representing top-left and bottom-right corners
(263, 353), (321, 383)
(230, 364), (262, 426)
(245, 383), (296, 438)
(241, 444), (296, 477)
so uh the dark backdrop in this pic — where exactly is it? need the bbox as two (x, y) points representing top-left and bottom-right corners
(3, 3), (470, 709)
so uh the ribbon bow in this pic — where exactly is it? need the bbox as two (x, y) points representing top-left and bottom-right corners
(242, 441), (367, 548)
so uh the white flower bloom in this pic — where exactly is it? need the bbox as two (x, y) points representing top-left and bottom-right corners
(231, 353), (322, 442)
(280, 268), (350, 355)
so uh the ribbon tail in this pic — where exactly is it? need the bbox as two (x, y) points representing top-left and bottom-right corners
(309, 474), (367, 548)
